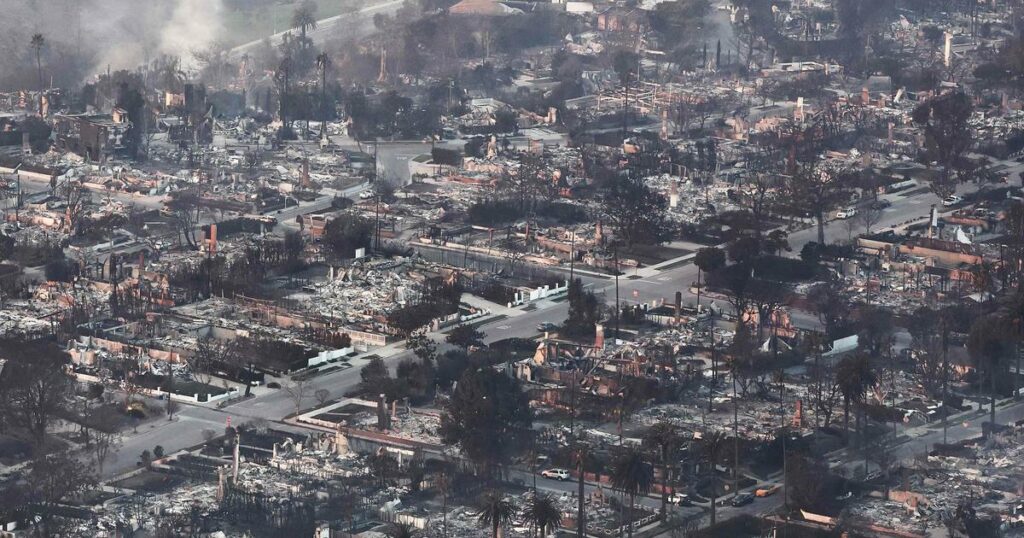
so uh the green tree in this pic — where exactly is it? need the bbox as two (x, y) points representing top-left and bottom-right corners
(292, 1), (319, 42)
(0, 339), (72, 447)
(912, 91), (974, 199)
(322, 214), (373, 260)
(440, 368), (532, 477)
(476, 490), (516, 538)
(694, 246), (725, 308)
(445, 324), (485, 350)
(785, 158), (851, 245)
(610, 450), (654, 538)
(836, 353), (876, 445)
(854, 304), (894, 356)
(27, 451), (96, 529)
(694, 247), (725, 275)
(360, 357), (393, 394)
(967, 314), (1015, 426)
(564, 277), (601, 338)
(600, 175), (675, 246)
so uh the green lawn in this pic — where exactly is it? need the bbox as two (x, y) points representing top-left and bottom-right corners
(222, 0), (362, 47)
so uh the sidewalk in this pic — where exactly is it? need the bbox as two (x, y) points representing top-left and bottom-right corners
(461, 294), (524, 318)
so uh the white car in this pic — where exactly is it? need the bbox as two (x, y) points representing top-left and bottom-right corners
(669, 492), (691, 505)
(943, 195), (962, 206)
(541, 468), (571, 481)
(836, 208), (857, 219)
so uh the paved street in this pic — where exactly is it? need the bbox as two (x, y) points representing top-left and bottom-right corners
(229, 0), (406, 60)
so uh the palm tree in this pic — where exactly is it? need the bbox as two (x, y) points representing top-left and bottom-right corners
(522, 493), (562, 538)
(642, 423), (679, 521)
(476, 490), (516, 538)
(316, 52), (331, 140)
(292, 1), (319, 42)
(696, 431), (729, 525)
(610, 450), (654, 538)
(836, 353), (876, 445)
(30, 34), (45, 92)
(386, 523), (418, 538)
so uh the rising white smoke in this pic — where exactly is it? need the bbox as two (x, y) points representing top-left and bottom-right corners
(157, 0), (226, 69)
(88, 0), (227, 73)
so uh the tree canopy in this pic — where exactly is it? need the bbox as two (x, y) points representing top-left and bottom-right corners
(440, 368), (532, 475)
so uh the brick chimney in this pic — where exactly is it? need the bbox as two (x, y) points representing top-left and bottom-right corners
(674, 291), (682, 324)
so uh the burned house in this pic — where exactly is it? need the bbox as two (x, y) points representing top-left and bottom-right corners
(53, 113), (130, 161)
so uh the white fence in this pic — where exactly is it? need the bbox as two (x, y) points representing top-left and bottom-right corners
(508, 280), (569, 307)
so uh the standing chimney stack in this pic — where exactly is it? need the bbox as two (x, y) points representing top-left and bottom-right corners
(377, 393), (389, 430)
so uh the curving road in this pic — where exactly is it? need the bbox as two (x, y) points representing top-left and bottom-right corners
(229, 0), (406, 60)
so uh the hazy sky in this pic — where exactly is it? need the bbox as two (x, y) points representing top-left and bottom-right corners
(0, 0), (228, 89)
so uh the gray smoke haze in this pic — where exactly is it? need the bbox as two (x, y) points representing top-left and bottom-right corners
(0, 0), (226, 90)
(87, 0), (226, 72)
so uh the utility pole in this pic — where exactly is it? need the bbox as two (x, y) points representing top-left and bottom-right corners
(622, 71), (629, 139)
(569, 231), (576, 282)
(614, 246), (620, 339)
(576, 442), (586, 537)
(447, 79), (454, 116)
(942, 315), (949, 446)
(733, 363), (739, 498)
(318, 53), (329, 142)
(373, 140), (379, 183)
(374, 194), (381, 252)
(570, 369), (577, 435)
(708, 323), (715, 412)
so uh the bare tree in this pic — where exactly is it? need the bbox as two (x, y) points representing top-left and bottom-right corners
(738, 146), (781, 235)
(810, 361), (843, 429)
(190, 337), (233, 386)
(164, 373), (179, 419)
(91, 429), (121, 474)
(166, 190), (204, 249)
(856, 204), (884, 235)
(284, 379), (309, 415)
(784, 153), (851, 245)
(59, 181), (90, 235)
(0, 339), (73, 447)
(315, 388), (331, 407)
(843, 215), (860, 242)
(499, 236), (528, 277)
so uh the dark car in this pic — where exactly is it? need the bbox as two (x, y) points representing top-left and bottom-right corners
(731, 493), (755, 507)
(266, 382), (281, 389)
(537, 322), (559, 332)
(869, 199), (892, 210)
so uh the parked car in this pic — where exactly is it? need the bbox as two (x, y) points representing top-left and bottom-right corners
(669, 492), (691, 506)
(541, 468), (571, 481)
(869, 199), (892, 210)
(836, 208), (857, 219)
(755, 485), (781, 497)
(266, 382), (281, 389)
(943, 195), (962, 206)
(731, 492), (755, 507)
(537, 322), (559, 332)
